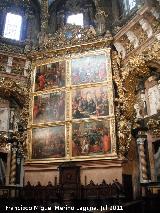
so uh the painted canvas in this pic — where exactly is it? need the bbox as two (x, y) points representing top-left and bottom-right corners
(32, 126), (65, 159)
(72, 86), (109, 119)
(72, 120), (111, 157)
(0, 108), (9, 132)
(33, 92), (65, 124)
(35, 61), (65, 91)
(71, 54), (107, 85)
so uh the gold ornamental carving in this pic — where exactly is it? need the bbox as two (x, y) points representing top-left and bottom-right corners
(112, 40), (160, 157)
(30, 25), (113, 59)
(0, 76), (31, 155)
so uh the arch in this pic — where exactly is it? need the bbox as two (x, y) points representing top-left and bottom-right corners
(0, 77), (26, 108)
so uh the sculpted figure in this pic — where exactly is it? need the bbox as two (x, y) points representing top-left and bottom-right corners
(150, 7), (159, 19)
(134, 103), (143, 119)
(139, 18), (153, 38)
(114, 42), (126, 59)
(14, 117), (19, 132)
(95, 9), (107, 35)
(126, 31), (139, 48)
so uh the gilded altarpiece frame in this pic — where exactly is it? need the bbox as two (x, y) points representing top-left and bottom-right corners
(28, 48), (117, 162)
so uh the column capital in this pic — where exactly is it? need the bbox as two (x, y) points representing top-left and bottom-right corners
(137, 137), (146, 145)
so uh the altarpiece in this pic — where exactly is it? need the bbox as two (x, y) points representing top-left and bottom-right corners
(28, 48), (117, 162)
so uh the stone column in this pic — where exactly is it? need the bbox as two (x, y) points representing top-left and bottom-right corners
(24, 60), (31, 77)
(38, 0), (49, 46)
(137, 135), (148, 183)
(9, 142), (17, 185)
(5, 144), (12, 186)
(24, 12), (34, 52)
(26, 12), (34, 40)
(112, 0), (120, 21)
(17, 142), (25, 186)
(41, 0), (49, 33)
(83, 8), (90, 26)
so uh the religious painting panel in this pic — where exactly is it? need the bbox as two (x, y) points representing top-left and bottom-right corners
(72, 119), (111, 157)
(71, 54), (108, 85)
(33, 91), (65, 124)
(72, 86), (109, 119)
(34, 61), (66, 91)
(32, 126), (65, 159)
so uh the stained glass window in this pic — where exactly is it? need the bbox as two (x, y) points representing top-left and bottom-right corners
(3, 13), (22, 41)
(67, 13), (83, 26)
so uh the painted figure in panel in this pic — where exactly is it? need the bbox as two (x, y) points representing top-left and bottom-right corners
(71, 54), (107, 85)
(72, 86), (109, 119)
(32, 126), (65, 159)
(72, 120), (111, 157)
(33, 92), (65, 124)
(35, 61), (66, 91)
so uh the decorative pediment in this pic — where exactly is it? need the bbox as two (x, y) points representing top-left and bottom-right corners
(36, 24), (112, 51)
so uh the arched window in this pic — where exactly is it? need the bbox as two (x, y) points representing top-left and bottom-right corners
(67, 13), (84, 26)
(3, 12), (22, 41)
(53, 0), (95, 32)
